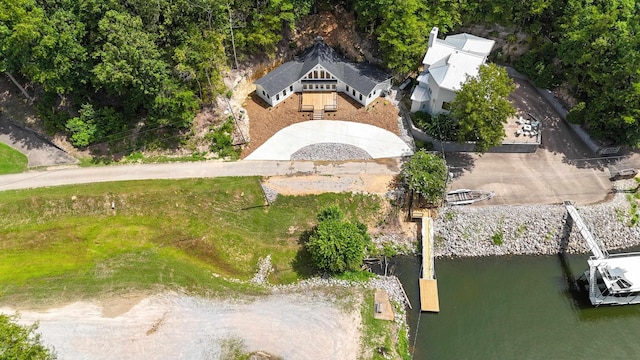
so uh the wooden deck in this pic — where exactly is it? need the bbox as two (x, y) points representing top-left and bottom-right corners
(373, 288), (395, 321)
(419, 279), (440, 312)
(301, 92), (337, 111)
(417, 214), (440, 312)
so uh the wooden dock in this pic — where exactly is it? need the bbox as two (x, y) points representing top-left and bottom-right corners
(413, 211), (440, 312)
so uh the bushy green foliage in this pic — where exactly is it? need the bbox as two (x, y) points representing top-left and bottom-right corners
(412, 112), (457, 141)
(316, 205), (344, 222)
(556, 0), (640, 146)
(451, 64), (516, 152)
(0, 314), (56, 360)
(306, 206), (369, 274)
(514, 41), (561, 89)
(400, 150), (447, 204)
(210, 117), (239, 159)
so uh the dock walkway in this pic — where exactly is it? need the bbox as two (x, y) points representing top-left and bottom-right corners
(413, 211), (440, 312)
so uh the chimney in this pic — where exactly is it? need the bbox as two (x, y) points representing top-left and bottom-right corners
(428, 27), (439, 48)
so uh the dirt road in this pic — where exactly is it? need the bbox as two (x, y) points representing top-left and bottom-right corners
(1, 292), (361, 360)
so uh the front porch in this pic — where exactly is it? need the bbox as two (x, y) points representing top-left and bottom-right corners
(299, 91), (338, 113)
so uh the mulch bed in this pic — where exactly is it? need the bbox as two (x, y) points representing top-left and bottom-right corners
(241, 92), (401, 158)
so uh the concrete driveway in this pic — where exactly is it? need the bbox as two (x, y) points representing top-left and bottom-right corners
(245, 120), (413, 160)
(447, 77), (612, 206)
(0, 117), (77, 167)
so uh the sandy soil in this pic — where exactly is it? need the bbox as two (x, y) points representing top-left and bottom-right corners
(263, 174), (396, 196)
(1, 292), (362, 360)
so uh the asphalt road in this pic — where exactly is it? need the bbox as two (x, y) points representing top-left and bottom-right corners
(0, 159), (402, 192)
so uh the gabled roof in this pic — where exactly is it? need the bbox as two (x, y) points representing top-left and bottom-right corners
(421, 29), (494, 92)
(429, 51), (485, 91)
(254, 40), (391, 96)
(443, 33), (494, 57)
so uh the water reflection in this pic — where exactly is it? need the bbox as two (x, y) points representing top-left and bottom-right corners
(389, 250), (640, 359)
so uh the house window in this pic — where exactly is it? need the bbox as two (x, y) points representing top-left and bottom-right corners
(267, 94), (270, 98)
(290, 85), (293, 92)
(368, 93), (371, 98)
(276, 94), (280, 101)
(283, 89), (287, 96)
(359, 94), (363, 101)
(442, 101), (451, 110)
(346, 85), (349, 92)
(332, 84), (336, 90)
(313, 71), (318, 78)
(262, 90), (265, 96)
(303, 84), (307, 90)
(352, 89), (355, 96)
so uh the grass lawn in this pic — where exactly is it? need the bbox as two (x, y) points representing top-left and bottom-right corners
(0, 178), (383, 304)
(0, 142), (27, 174)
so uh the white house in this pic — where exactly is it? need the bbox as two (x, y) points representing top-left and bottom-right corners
(410, 27), (495, 114)
(254, 37), (392, 112)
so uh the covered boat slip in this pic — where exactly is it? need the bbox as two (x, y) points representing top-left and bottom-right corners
(589, 253), (640, 293)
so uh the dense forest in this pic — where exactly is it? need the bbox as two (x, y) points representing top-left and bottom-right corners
(0, 0), (638, 150)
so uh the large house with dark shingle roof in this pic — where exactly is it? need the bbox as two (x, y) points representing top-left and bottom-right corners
(254, 37), (392, 111)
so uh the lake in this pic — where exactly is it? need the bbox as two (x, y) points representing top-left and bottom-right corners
(390, 250), (640, 359)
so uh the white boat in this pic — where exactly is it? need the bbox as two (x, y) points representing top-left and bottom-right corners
(446, 189), (494, 205)
(565, 201), (640, 306)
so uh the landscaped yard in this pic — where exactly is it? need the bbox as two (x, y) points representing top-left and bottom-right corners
(0, 178), (383, 304)
(0, 142), (27, 174)
(242, 92), (401, 158)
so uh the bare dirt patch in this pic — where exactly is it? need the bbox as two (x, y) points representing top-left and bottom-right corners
(1, 292), (362, 360)
(262, 174), (395, 196)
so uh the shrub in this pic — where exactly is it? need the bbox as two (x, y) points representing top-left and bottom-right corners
(306, 206), (370, 274)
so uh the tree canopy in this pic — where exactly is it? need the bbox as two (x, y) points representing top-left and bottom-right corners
(305, 205), (370, 274)
(400, 150), (448, 204)
(0, 314), (56, 360)
(1, 0), (638, 149)
(451, 64), (516, 153)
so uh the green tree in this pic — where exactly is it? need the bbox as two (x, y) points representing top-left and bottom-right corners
(400, 150), (447, 204)
(557, 0), (640, 145)
(306, 206), (369, 274)
(451, 63), (516, 152)
(173, 27), (227, 102)
(0, 314), (56, 360)
(91, 10), (170, 109)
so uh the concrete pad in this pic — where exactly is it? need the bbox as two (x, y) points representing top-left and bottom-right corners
(245, 120), (413, 160)
(0, 118), (77, 167)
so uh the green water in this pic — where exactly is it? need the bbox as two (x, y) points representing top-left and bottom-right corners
(392, 250), (640, 359)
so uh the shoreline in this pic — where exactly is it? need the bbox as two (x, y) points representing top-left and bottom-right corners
(433, 191), (640, 258)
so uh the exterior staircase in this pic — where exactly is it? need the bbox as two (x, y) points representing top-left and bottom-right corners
(313, 109), (324, 120)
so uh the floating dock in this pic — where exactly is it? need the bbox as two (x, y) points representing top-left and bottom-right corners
(413, 211), (440, 312)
